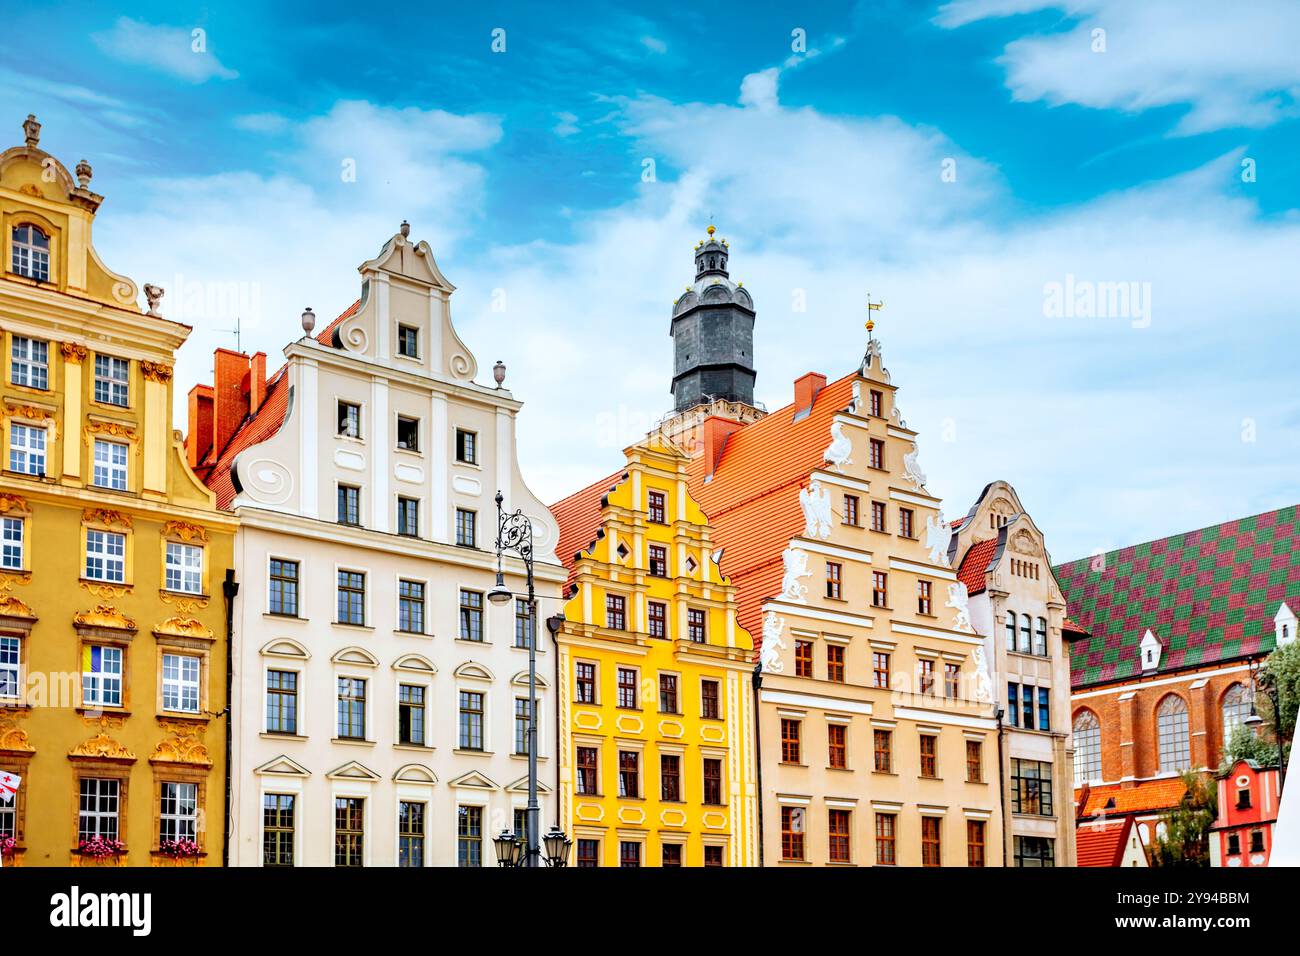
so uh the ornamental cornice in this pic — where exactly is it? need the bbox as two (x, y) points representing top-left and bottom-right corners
(0, 709), (34, 754)
(140, 360), (173, 383)
(60, 341), (88, 363)
(73, 604), (137, 632)
(69, 717), (136, 763)
(149, 720), (212, 767)
(161, 520), (208, 543)
(82, 508), (132, 530)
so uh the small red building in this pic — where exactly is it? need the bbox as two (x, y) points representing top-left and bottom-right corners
(1210, 759), (1280, 867)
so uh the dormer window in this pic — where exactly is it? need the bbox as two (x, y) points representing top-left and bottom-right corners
(397, 325), (419, 358)
(11, 225), (49, 282)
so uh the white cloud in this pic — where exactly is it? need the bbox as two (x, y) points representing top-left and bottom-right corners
(233, 112), (289, 134)
(92, 17), (239, 83)
(552, 111), (580, 137)
(739, 69), (780, 111)
(640, 35), (668, 55)
(936, 0), (1300, 134)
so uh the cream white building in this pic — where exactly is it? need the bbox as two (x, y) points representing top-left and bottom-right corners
(187, 226), (564, 866)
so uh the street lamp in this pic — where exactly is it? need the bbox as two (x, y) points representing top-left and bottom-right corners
(1246, 657), (1287, 794)
(494, 829), (524, 867)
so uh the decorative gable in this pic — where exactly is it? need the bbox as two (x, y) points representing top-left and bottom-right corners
(505, 774), (552, 794)
(1140, 629), (1163, 672)
(448, 769), (499, 791)
(393, 763), (437, 786)
(454, 661), (494, 681)
(327, 760), (381, 782)
(1276, 602), (1297, 648)
(332, 646), (380, 667)
(254, 755), (311, 777)
(393, 653), (437, 674)
(261, 638), (310, 659)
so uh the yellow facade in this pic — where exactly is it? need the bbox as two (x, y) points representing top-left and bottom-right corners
(554, 438), (758, 866)
(0, 115), (235, 866)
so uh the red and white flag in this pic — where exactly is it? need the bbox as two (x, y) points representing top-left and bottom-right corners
(0, 770), (20, 802)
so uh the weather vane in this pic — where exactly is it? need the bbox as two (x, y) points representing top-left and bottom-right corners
(865, 293), (884, 340)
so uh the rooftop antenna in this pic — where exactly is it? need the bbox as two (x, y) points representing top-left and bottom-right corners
(217, 315), (243, 353)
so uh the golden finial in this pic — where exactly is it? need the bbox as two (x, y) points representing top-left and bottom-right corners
(866, 294), (884, 339)
(706, 224), (715, 237)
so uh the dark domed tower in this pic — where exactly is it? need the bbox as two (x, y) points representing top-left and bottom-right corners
(669, 225), (758, 413)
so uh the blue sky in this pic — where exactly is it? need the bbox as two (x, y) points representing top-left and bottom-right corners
(5, 1), (1299, 562)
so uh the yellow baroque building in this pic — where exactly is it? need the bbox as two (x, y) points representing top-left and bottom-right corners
(0, 115), (235, 866)
(550, 437), (758, 866)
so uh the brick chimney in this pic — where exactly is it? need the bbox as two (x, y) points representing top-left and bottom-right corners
(186, 384), (214, 470)
(701, 416), (744, 478)
(793, 371), (826, 416)
(249, 352), (267, 413)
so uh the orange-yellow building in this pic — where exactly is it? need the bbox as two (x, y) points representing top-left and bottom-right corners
(550, 437), (758, 866)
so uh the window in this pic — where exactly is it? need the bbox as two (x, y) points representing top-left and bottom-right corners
(661, 754), (681, 801)
(1236, 785), (1252, 810)
(869, 438), (884, 470)
(8, 423), (45, 475)
(826, 644), (845, 682)
(395, 415), (419, 452)
(263, 794), (294, 866)
(1008, 682), (1019, 727)
(870, 500), (887, 532)
(332, 797), (364, 867)
(397, 325), (419, 358)
(844, 494), (860, 526)
(658, 673), (679, 713)
(1005, 611), (1017, 652)
(873, 651), (890, 689)
(159, 781), (198, 844)
(1222, 684), (1251, 742)
(827, 723), (847, 769)
(1038, 687), (1051, 731)
(458, 691), (484, 750)
(455, 428), (477, 464)
(398, 801), (424, 867)
(161, 653), (200, 713)
(872, 571), (888, 608)
(899, 507), (914, 538)
(606, 594), (626, 630)
(1073, 711), (1102, 785)
(459, 589), (483, 641)
(1227, 833), (1241, 855)
(918, 580), (932, 615)
(93, 354), (129, 406)
(921, 817), (941, 866)
(919, 734), (938, 778)
(2, 516), (23, 571)
(919, 659), (935, 695)
(875, 813), (896, 864)
(1020, 684), (1035, 730)
(661, 844), (683, 867)
(1013, 836), (1055, 867)
(398, 579), (425, 634)
(781, 718), (802, 764)
(618, 750), (639, 798)
(648, 544), (667, 577)
(967, 821), (986, 867)
(648, 600), (667, 639)
(1034, 617), (1048, 656)
(702, 758), (723, 804)
(91, 439), (128, 490)
(337, 570), (365, 625)
(687, 608), (706, 643)
(82, 645), (122, 707)
(701, 678), (720, 719)
(11, 225), (50, 281)
(869, 388), (882, 417)
(457, 805), (482, 867)
(647, 490), (666, 524)
(266, 670), (297, 734)
(944, 662), (960, 699)
(337, 401), (360, 438)
(9, 336), (47, 390)
(873, 729), (892, 773)
(703, 844), (724, 867)
(825, 561), (842, 599)
(397, 497), (419, 536)
(165, 541), (203, 594)
(616, 667), (637, 708)
(576, 747), (599, 795)
(828, 809), (851, 863)
(79, 778), (119, 841)
(795, 640), (813, 678)
(268, 559), (299, 616)
(575, 662), (596, 704)
(399, 684), (426, 745)
(514, 598), (534, 649)
(619, 841), (641, 868)
(576, 838), (599, 867)
(514, 698), (532, 755)
(1019, 614), (1032, 655)
(337, 677), (366, 739)
(0, 636), (19, 699)
(455, 509), (476, 547)
(337, 485), (360, 525)
(966, 740), (983, 782)
(781, 806), (805, 861)
(1250, 829), (1265, 853)
(1010, 759), (1054, 816)
(1157, 695), (1191, 772)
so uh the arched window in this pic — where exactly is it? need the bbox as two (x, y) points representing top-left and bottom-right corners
(1221, 683), (1251, 744)
(1034, 617), (1048, 656)
(1019, 614), (1032, 654)
(11, 224), (50, 282)
(1005, 610), (1017, 652)
(1073, 710), (1102, 785)
(1156, 695), (1191, 773)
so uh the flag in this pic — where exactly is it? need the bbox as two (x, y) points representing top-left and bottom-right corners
(0, 770), (20, 803)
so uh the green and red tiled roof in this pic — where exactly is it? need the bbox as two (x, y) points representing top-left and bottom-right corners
(1054, 505), (1300, 689)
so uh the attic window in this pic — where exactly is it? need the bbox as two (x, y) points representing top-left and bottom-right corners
(397, 325), (419, 358)
(11, 224), (49, 282)
(396, 416), (420, 452)
(616, 542), (630, 560)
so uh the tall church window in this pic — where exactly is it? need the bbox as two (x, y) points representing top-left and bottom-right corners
(1156, 695), (1191, 773)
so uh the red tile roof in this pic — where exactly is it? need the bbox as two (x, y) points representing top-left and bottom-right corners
(549, 468), (626, 590)
(1079, 777), (1188, 818)
(315, 298), (362, 346)
(1063, 616), (1089, 635)
(955, 537), (999, 596)
(205, 365), (289, 510)
(1076, 818), (1134, 867)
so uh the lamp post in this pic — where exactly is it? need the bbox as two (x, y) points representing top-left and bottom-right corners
(486, 491), (573, 868)
(1245, 657), (1287, 795)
